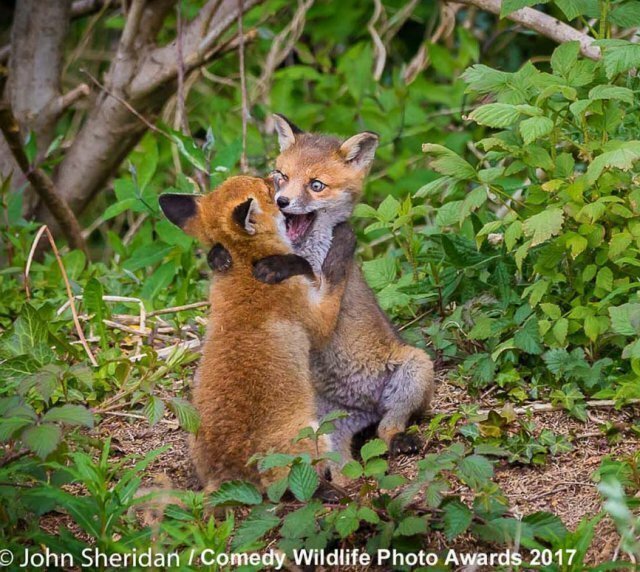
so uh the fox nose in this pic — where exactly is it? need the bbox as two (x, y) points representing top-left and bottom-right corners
(276, 196), (290, 209)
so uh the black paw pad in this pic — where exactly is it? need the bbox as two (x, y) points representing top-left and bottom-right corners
(253, 260), (286, 284)
(389, 432), (422, 457)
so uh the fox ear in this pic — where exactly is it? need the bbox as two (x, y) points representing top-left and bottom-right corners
(159, 194), (200, 234)
(232, 197), (260, 235)
(339, 131), (379, 171)
(273, 113), (303, 152)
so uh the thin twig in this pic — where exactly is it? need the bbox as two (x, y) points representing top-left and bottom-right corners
(368, 0), (387, 81)
(176, 0), (189, 134)
(148, 301), (210, 316)
(476, 399), (640, 417)
(25, 226), (98, 366)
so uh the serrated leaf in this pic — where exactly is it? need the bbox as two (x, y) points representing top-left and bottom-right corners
(514, 317), (543, 354)
(361, 438), (388, 462)
(288, 462), (319, 502)
(22, 423), (62, 459)
(522, 208), (564, 246)
(602, 43), (640, 79)
(335, 504), (360, 538)
(609, 304), (640, 336)
(552, 318), (569, 345)
(396, 515), (428, 536)
(364, 457), (388, 477)
(554, 0), (592, 20)
(168, 397), (200, 433)
(422, 144), (476, 180)
(468, 103), (522, 128)
(377, 195), (401, 222)
(341, 460), (364, 479)
(519, 116), (554, 145)
(595, 266), (614, 292)
(588, 85), (634, 104)
(209, 480), (262, 507)
(143, 395), (165, 426)
(0, 417), (33, 441)
(443, 500), (473, 540)
(586, 141), (640, 184)
(231, 505), (280, 551)
(42, 405), (94, 428)
(84, 278), (107, 350)
(457, 455), (493, 488)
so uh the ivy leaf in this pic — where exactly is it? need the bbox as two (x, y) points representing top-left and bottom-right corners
(22, 423), (62, 459)
(519, 116), (554, 145)
(422, 144), (476, 180)
(522, 208), (564, 246)
(42, 405), (94, 428)
(209, 481), (262, 507)
(288, 462), (319, 502)
(443, 500), (473, 539)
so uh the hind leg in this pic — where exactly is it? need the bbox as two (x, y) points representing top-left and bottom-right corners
(378, 346), (434, 456)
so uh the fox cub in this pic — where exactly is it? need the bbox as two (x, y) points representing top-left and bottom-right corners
(159, 176), (355, 489)
(270, 115), (435, 462)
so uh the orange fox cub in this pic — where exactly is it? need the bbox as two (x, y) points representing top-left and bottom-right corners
(159, 176), (354, 489)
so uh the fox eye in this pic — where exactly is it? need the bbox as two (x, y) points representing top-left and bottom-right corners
(309, 179), (326, 193)
(271, 170), (286, 190)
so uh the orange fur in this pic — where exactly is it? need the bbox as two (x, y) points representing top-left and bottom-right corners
(167, 176), (345, 489)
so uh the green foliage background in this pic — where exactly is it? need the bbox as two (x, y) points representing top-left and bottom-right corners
(1, 0), (640, 567)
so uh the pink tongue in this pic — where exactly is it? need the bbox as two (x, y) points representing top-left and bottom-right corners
(288, 215), (311, 241)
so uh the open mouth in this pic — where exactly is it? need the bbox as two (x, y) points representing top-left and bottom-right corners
(284, 211), (316, 243)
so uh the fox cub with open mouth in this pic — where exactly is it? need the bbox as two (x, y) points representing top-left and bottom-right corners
(159, 176), (355, 489)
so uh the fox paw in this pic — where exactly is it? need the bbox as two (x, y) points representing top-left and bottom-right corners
(207, 244), (232, 272)
(252, 258), (288, 284)
(389, 432), (422, 457)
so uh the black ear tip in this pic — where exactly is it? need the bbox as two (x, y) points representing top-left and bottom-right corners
(273, 113), (304, 134)
(159, 193), (198, 228)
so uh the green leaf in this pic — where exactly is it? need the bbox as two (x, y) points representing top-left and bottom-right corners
(596, 266), (614, 292)
(519, 116), (554, 145)
(443, 500), (473, 539)
(602, 43), (640, 79)
(209, 480), (262, 507)
(0, 417), (33, 441)
(522, 208), (564, 246)
(362, 257), (396, 290)
(143, 395), (165, 426)
(588, 85), (634, 105)
(553, 318), (569, 345)
(341, 460), (364, 479)
(42, 405), (94, 428)
(377, 195), (401, 222)
(361, 438), (388, 462)
(103, 198), (138, 220)
(231, 505), (280, 551)
(168, 397), (200, 433)
(422, 144), (476, 179)
(554, 0), (592, 20)
(396, 515), (428, 536)
(335, 504), (360, 538)
(169, 129), (208, 172)
(468, 103), (522, 128)
(123, 244), (174, 272)
(609, 304), (640, 336)
(22, 423), (62, 459)
(288, 462), (319, 502)
(551, 41), (580, 75)
(514, 317), (543, 354)
(500, 0), (548, 17)
(586, 141), (640, 185)
(364, 457), (388, 477)
(457, 454), (493, 488)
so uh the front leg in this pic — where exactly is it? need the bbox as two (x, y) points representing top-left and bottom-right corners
(207, 243), (232, 272)
(252, 254), (315, 284)
(322, 222), (356, 286)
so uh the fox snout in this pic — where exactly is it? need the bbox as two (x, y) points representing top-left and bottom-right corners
(276, 196), (290, 208)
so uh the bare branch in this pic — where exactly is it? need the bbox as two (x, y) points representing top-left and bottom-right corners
(120, 0), (146, 51)
(368, 0), (387, 81)
(238, 0), (248, 173)
(130, 0), (263, 99)
(0, 104), (86, 253)
(453, 0), (601, 60)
